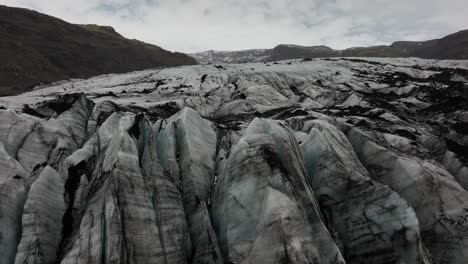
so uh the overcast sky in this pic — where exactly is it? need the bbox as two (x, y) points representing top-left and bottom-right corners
(2, 0), (468, 53)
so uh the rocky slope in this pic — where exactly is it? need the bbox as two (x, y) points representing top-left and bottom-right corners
(0, 5), (196, 96)
(190, 30), (468, 64)
(1, 57), (468, 264)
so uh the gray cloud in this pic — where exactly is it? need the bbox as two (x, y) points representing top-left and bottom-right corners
(2, 0), (468, 52)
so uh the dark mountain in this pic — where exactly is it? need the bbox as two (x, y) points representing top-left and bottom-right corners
(268, 44), (337, 61)
(0, 5), (196, 96)
(387, 29), (468, 59)
(191, 29), (468, 63)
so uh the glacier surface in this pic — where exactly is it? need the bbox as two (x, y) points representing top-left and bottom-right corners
(0, 57), (468, 264)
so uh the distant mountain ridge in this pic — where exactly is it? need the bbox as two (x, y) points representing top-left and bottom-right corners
(190, 30), (468, 64)
(189, 49), (270, 64)
(0, 5), (196, 96)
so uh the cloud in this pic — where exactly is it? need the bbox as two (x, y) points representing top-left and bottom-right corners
(2, 0), (468, 52)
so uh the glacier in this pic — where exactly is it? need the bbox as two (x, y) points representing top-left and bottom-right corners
(0, 57), (468, 264)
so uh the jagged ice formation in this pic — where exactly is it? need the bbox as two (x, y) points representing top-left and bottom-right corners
(1, 57), (468, 264)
